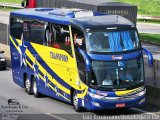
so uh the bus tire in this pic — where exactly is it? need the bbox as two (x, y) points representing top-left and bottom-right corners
(24, 75), (32, 95)
(73, 91), (82, 112)
(32, 77), (41, 98)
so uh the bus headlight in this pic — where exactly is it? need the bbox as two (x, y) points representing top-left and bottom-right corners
(0, 59), (5, 61)
(88, 92), (104, 99)
(139, 98), (145, 104)
(135, 89), (146, 97)
(92, 102), (101, 107)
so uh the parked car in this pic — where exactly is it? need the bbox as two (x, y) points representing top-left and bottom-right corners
(0, 51), (7, 70)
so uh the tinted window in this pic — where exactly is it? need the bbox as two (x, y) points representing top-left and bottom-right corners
(30, 21), (45, 45)
(71, 26), (85, 50)
(86, 30), (140, 52)
(45, 23), (73, 56)
(10, 17), (23, 40)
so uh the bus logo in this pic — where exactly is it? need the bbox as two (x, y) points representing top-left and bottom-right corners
(112, 55), (123, 60)
(8, 99), (20, 105)
(50, 52), (68, 62)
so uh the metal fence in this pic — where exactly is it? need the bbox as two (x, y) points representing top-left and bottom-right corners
(36, 0), (56, 7)
(0, 23), (9, 45)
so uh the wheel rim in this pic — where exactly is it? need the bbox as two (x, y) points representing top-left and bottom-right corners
(73, 94), (78, 109)
(25, 78), (30, 91)
(33, 81), (37, 94)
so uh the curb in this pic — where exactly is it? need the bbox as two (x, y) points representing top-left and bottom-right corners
(142, 41), (160, 46)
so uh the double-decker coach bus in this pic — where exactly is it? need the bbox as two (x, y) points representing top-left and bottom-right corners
(10, 8), (153, 112)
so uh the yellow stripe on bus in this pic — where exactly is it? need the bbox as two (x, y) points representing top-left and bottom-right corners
(39, 73), (70, 101)
(10, 37), (70, 95)
(26, 59), (70, 101)
(10, 36), (20, 52)
(77, 87), (89, 98)
(115, 86), (144, 96)
(10, 36), (88, 99)
(15, 40), (70, 95)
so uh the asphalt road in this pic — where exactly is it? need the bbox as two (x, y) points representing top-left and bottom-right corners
(142, 42), (160, 60)
(0, 10), (160, 34)
(137, 23), (160, 34)
(0, 69), (160, 120)
(0, 11), (10, 25)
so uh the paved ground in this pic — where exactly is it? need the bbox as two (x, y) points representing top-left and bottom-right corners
(0, 43), (10, 59)
(142, 42), (160, 60)
(0, 11), (10, 24)
(137, 23), (160, 34)
(0, 69), (160, 120)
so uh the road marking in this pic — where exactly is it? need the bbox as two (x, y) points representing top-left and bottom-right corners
(131, 108), (156, 115)
(45, 113), (67, 120)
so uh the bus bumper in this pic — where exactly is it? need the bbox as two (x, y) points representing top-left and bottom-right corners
(82, 88), (146, 111)
(85, 95), (145, 110)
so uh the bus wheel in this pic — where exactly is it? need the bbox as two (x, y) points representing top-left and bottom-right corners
(73, 91), (82, 112)
(32, 78), (40, 98)
(25, 75), (32, 95)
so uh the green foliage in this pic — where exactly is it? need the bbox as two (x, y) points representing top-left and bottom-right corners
(139, 33), (160, 44)
(137, 19), (160, 24)
(0, 0), (21, 4)
(116, 0), (160, 16)
(0, 6), (21, 11)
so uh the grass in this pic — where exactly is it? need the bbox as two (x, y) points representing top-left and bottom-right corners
(139, 33), (160, 44)
(116, 0), (160, 16)
(137, 19), (160, 24)
(0, 0), (21, 4)
(0, 6), (20, 11)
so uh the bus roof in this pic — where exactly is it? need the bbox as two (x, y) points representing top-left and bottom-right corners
(10, 8), (134, 30)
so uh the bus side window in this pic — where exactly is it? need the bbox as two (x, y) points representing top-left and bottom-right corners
(30, 21), (46, 45)
(49, 23), (73, 57)
(71, 26), (85, 50)
(10, 17), (23, 40)
(22, 21), (30, 42)
(44, 23), (60, 48)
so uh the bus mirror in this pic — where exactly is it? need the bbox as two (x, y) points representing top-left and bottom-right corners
(143, 47), (153, 67)
(77, 47), (91, 71)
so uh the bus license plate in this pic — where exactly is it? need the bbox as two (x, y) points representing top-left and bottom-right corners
(116, 103), (125, 108)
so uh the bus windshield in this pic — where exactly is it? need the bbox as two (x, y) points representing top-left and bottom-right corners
(86, 30), (140, 53)
(90, 57), (144, 90)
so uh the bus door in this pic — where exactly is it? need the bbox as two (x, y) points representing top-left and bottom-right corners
(39, 23), (79, 90)
(50, 23), (78, 87)
(70, 26), (87, 86)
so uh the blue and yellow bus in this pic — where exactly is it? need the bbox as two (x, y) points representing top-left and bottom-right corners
(10, 8), (153, 112)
